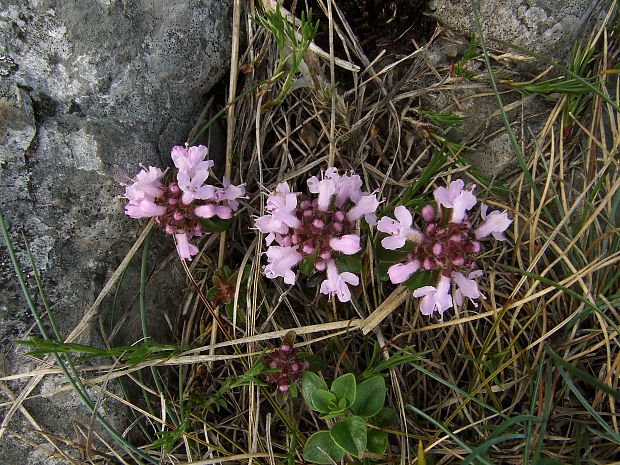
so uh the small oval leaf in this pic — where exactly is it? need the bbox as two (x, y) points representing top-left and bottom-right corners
(303, 431), (346, 464)
(302, 371), (328, 412)
(367, 429), (388, 455)
(350, 376), (386, 418)
(330, 416), (367, 458)
(313, 389), (337, 414)
(370, 407), (397, 427)
(330, 373), (356, 406)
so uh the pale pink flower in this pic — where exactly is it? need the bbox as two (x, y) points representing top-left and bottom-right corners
(346, 193), (380, 223)
(433, 180), (477, 223)
(255, 182), (301, 244)
(264, 246), (302, 285)
(219, 177), (245, 210)
(308, 169), (366, 208)
(377, 206), (423, 250)
(171, 145), (213, 173)
(131, 166), (166, 197)
(412, 275), (453, 319)
(317, 179), (336, 211)
(257, 169), (375, 295)
(175, 232), (199, 260)
(123, 146), (244, 262)
(319, 260), (360, 303)
(387, 260), (420, 284)
(125, 199), (166, 219)
(255, 216), (291, 245)
(177, 168), (216, 205)
(452, 270), (485, 306)
(124, 166), (167, 219)
(475, 204), (511, 240)
(334, 173), (363, 206)
(266, 182), (300, 228)
(329, 234), (361, 255)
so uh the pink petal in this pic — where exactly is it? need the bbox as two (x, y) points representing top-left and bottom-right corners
(381, 235), (407, 250)
(340, 271), (360, 287)
(329, 234), (361, 255)
(335, 173), (363, 206)
(433, 180), (464, 208)
(377, 216), (400, 235)
(187, 145), (209, 165)
(435, 276), (454, 313)
(433, 185), (454, 208)
(393, 206), (413, 228)
(176, 170), (190, 190)
(412, 285), (435, 299)
(175, 233), (199, 260)
(273, 210), (301, 229)
(448, 179), (465, 198)
(387, 260), (420, 284)
(125, 200), (166, 219)
(263, 246), (302, 284)
(347, 194), (380, 222)
(195, 204), (216, 218)
(317, 178), (336, 211)
(412, 276), (453, 318)
(171, 146), (188, 170)
(475, 207), (512, 240)
(307, 175), (320, 193)
(193, 184), (218, 201)
(451, 190), (477, 223)
(214, 205), (232, 219)
(181, 191), (194, 205)
(254, 215), (290, 235)
(417, 294), (436, 316)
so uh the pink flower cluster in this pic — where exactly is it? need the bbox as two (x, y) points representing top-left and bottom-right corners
(123, 144), (244, 260)
(378, 180), (512, 320)
(254, 168), (379, 302)
(263, 341), (309, 393)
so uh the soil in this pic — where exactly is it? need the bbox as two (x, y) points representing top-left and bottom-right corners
(289, 0), (435, 59)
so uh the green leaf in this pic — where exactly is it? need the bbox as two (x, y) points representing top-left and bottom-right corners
(206, 287), (217, 300)
(351, 376), (386, 418)
(288, 381), (298, 398)
(330, 416), (367, 458)
(313, 389), (337, 414)
(300, 252), (317, 276)
(303, 431), (346, 464)
(201, 217), (233, 233)
(374, 245), (411, 263)
(330, 373), (356, 406)
(366, 429), (388, 455)
(403, 270), (434, 292)
(370, 407), (397, 427)
(335, 253), (362, 274)
(302, 371), (328, 412)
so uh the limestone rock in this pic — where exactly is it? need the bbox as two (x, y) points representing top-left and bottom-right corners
(428, 0), (608, 62)
(0, 0), (232, 461)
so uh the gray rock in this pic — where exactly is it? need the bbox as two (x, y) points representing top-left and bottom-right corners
(0, 0), (232, 461)
(428, 0), (609, 62)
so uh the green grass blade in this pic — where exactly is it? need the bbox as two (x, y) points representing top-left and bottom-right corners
(554, 365), (620, 444)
